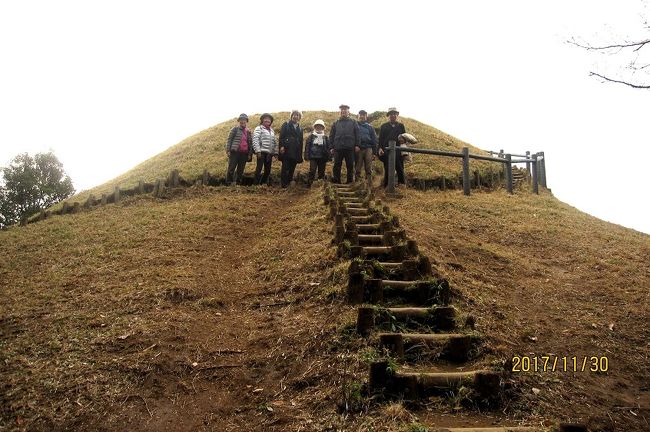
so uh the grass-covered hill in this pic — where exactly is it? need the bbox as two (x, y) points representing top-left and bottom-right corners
(65, 111), (495, 205)
(2, 185), (648, 431)
(2, 113), (648, 431)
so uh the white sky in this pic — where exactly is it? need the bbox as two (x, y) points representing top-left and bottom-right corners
(1, 0), (649, 234)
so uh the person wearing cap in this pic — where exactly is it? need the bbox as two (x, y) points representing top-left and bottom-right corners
(378, 107), (407, 187)
(355, 110), (378, 182)
(304, 119), (331, 187)
(278, 110), (304, 188)
(253, 113), (278, 185)
(329, 104), (360, 184)
(225, 113), (254, 185)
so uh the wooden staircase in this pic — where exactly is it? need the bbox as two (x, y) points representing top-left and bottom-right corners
(323, 181), (587, 432)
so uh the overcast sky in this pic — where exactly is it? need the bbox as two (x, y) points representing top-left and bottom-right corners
(1, 0), (648, 233)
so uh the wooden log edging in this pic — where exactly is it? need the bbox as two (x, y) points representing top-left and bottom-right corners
(24, 169), (243, 226)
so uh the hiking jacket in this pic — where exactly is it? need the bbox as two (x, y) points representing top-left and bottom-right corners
(358, 121), (378, 152)
(304, 133), (331, 160)
(253, 125), (278, 155)
(225, 126), (253, 155)
(330, 117), (360, 151)
(279, 121), (304, 162)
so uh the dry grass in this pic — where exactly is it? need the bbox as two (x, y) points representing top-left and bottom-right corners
(384, 187), (650, 431)
(60, 111), (496, 208)
(3, 170), (649, 430)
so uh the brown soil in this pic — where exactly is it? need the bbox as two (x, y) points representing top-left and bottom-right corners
(387, 188), (650, 431)
(1, 185), (649, 431)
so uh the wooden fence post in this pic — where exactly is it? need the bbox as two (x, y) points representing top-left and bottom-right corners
(114, 186), (121, 203)
(474, 170), (481, 189)
(531, 153), (539, 195)
(525, 151), (531, 183)
(539, 151), (547, 188)
(462, 147), (470, 196)
(505, 154), (513, 195)
(138, 180), (144, 194)
(101, 194), (107, 205)
(387, 140), (396, 194)
(169, 170), (179, 187)
(203, 169), (209, 185)
(441, 176), (446, 191)
(153, 179), (160, 197)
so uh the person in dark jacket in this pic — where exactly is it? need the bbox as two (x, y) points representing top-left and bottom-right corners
(304, 119), (330, 187)
(378, 107), (407, 187)
(355, 109), (378, 182)
(329, 104), (360, 184)
(225, 113), (253, 185)
(279, 110), (304, 188)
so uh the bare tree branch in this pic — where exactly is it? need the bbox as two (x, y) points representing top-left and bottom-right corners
(589, 71), (650, 88)
(569, 37), (650, 51)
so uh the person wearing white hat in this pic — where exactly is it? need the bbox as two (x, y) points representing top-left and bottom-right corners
(304, 119), (331, 187)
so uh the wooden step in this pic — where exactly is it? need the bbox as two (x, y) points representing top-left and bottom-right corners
(356, 306), (457, 335)
(342, 202), (364, 208)
(347, 207), (370, 216)
(347, 278), (451, 306)
(356, 223), (381, 233)
(357, 234), (385, 245)
(370, 360), (500, 399)
(378, 332), (475, 362)
(433, 427), (587, 432)
(432, 428), (548, 432)
(349, 215), (372, 223)
(337, 191), (357, 197)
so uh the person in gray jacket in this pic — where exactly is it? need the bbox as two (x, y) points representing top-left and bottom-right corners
(225, 113), (253, 185)
(329, 104), (360, 184)
(253, 113), (278, 185)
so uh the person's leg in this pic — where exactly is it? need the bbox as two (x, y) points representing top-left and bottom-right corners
(280, 160), (289, 187)
(226, 154), (238, 184)
(332, 150), (343, 183)
(354, 149), (362, 180)
(308, 160), (317, 186)
(235, 153), (247, 184)
(254, 155), (264, 184)
(363, 148), (373, 179)
(287, 159), (297, 184)
(382, 157), (389, 187)
(344, 149), (354, 183)
(396, 154), (405, 185)
(317, 159), (326, 179)
(262, 154), (273, 185)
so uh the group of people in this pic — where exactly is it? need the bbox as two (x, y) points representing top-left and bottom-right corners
(224, 105), (410, 188)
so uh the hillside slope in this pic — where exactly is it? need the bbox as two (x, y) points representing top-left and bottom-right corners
(66, 111), (497, 205)
(2, 183), (648, 431)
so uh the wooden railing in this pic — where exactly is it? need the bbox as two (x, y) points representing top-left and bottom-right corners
(385, 142), (547, 196)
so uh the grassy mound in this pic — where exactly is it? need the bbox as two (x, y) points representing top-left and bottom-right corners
(2, 183), (648, 431)
(65, 111), (496, 206)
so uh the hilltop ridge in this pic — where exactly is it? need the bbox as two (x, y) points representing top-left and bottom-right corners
(65, 111), (496, 205)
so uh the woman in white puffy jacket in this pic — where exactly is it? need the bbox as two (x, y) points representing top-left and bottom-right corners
(252, 113), (278, 185)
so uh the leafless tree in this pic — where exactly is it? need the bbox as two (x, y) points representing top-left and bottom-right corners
(569, 4), (650, 89)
